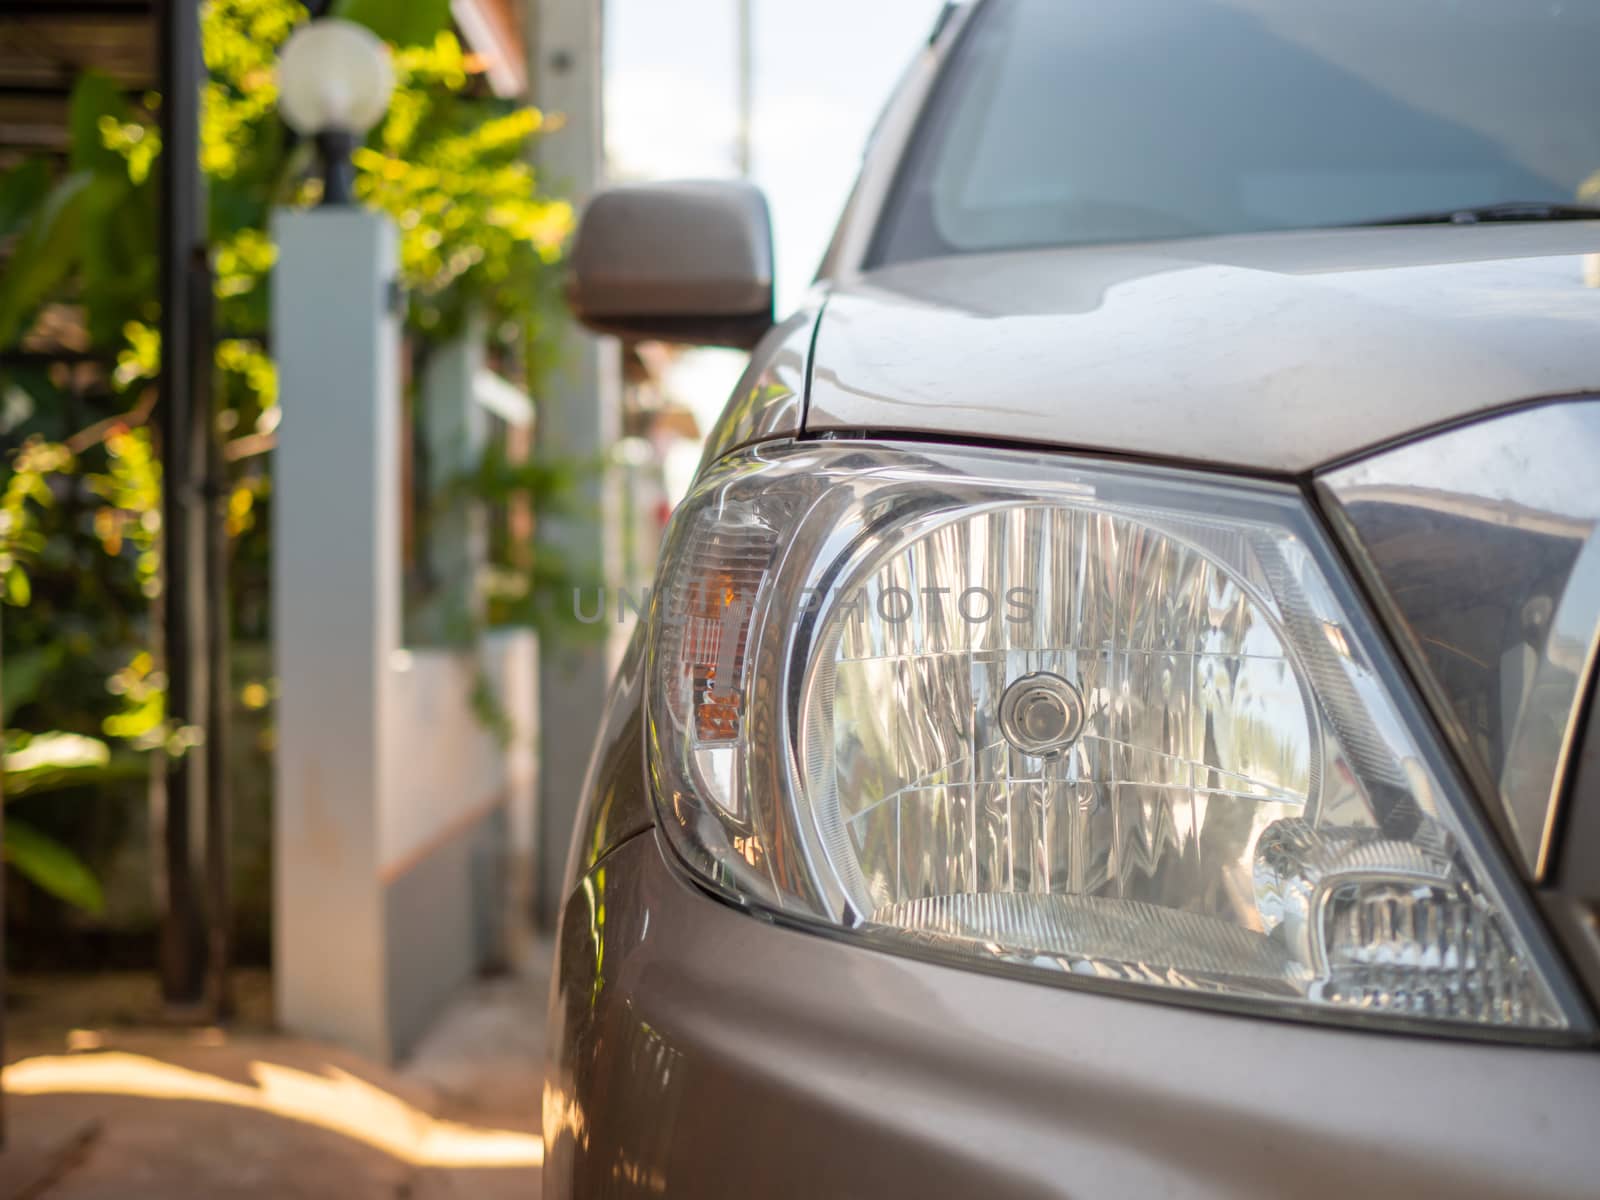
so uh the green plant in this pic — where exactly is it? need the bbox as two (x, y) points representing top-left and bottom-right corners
(0, 0), (576, 916)
(0, 442), (123, 912)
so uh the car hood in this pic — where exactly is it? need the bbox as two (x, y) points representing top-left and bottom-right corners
(806, 224), (1600, 473)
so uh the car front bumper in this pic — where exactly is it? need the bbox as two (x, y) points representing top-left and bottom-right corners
(542, 828), (1600, 1199)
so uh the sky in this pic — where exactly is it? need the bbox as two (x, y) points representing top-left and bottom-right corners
(605, 0), (945, 307)
(603, 0), (946, 449)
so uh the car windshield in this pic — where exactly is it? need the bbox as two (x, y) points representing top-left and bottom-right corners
(871, 0), (1600, 264)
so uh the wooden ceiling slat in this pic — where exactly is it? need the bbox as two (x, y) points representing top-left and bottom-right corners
(0, 3), (152, 17)
(0, 4), (155, 153)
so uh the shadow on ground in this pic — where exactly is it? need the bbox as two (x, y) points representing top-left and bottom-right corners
(0, 947), (551, 1199)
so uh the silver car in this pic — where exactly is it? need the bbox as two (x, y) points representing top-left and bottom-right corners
(545, 2), (1600, 1195)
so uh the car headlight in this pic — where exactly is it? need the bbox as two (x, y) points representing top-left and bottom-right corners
(645, 441), (1587, 1037)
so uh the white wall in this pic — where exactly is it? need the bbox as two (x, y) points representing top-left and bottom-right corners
(380, 631), (537, 877)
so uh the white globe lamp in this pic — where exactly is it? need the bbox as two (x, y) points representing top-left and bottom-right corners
(276, 18), (395, 205)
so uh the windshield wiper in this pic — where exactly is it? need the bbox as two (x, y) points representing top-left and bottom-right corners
(1348, 201), (1600, 227)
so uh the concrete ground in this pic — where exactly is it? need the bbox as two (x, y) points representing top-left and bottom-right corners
(0, 947), (551, 1200)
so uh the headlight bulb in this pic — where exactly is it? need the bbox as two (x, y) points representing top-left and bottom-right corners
(998, 672), (1086, 757)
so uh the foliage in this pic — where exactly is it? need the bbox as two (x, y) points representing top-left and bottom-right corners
(0, 437), (71, 607)
(445, 442), (601, 632)
(356, 33), (571, 343)
(5, 731), (143, 801)
(0, 0), (575, 915)
(1, 447), (119, 913)
(4, 807), (106, 915)
(333, 0), (453, 61)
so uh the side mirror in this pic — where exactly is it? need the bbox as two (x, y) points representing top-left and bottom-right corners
(567, 180), (776, 350)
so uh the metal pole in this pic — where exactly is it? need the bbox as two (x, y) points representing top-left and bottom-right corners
(2, 603), (8, 1148)
(735, 0), (753, 177)
(202, 266), (232, 1024)
(156, 0), (210, 1011)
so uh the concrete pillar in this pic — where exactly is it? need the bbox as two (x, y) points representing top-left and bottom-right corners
(530, 0), (623, 926)
(413, 311), (489, 644)
(271, 208), (401, 1061)
(273, 209), (538, 1061)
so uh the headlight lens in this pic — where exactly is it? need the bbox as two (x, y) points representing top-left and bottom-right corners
(646, 442), (1586, 1036)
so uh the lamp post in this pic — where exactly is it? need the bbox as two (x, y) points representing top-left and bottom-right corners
(268, 18), (404, 1054)
(736, 0), (754, 178)
(276, 18), (395, 204)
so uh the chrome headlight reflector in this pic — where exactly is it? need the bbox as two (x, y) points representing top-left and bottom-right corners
(646, 442), (1585, 1036)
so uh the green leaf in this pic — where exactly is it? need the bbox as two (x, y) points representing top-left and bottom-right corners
(68, 71), (133, 176)
(7, 752), (147, 799)
(3, 817), (104, 913)
(2, 731), (144, 799)
(334, 0), (452, 47)
(5, 730), (111, 773)
(1, 645), (64, 724)
(0, 157), (51, 240)
(80, 173), (152, 347)
(0, 170), (92, 349)
(5, 564), (30, 607)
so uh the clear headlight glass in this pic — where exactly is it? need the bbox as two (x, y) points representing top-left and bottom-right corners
(645, 442), (1587, 1036)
